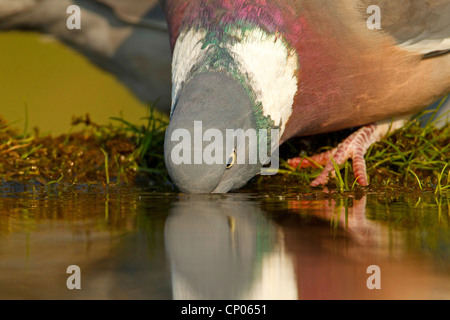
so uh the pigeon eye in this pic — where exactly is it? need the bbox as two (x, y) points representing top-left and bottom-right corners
(226, 149), (236, 169)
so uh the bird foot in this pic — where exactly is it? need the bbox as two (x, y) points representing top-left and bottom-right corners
(287, 117), (409, 187)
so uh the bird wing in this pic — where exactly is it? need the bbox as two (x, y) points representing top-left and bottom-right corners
(355, 0), (450, 56)
(95, 0), (168, 32)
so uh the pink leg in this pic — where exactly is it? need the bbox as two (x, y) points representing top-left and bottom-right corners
(288, 116), (409, 187)
(310, 124), (379, 186)
(288, 123), (386, 186)
(287, 149), (337, 169)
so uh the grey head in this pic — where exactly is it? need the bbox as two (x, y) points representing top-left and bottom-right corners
(164, 71), (263, 193)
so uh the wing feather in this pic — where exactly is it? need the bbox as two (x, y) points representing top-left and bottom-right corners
(355, 0), (450, 55)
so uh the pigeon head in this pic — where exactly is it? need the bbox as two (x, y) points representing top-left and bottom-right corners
(163, 7), (299, 193)
(164, 71), (271, 193)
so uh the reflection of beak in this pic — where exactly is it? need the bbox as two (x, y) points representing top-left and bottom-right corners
(164, 195), (298, 299)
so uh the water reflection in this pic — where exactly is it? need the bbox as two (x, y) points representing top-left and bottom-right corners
(164, 192), (450, 299)
(165, 195), (297, 299)
(0, 186), (449, 299)
(265, 192), (450, 299)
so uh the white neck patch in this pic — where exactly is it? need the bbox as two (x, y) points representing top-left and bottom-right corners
(171, 26), (299, 136)
(171, 28), (208, 112)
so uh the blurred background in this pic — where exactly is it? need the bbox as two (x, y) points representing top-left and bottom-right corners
(0, 31), (150, 135)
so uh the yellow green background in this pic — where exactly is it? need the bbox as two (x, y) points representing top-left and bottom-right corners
(0, 31), (151, 135)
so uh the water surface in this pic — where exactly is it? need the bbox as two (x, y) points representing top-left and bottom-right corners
(0, 183), (449, 299)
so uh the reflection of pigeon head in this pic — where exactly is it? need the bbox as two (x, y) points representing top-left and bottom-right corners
(164, 195), (276, 299)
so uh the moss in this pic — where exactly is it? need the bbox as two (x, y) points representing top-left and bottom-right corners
(0, 104), (168, 188)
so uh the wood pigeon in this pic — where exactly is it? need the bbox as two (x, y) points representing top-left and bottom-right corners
(1, 1), (449, 193)
(163, 0), (450, 192)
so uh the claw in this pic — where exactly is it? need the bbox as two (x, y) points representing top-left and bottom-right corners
(287, 149), (336, 169)
(288, 117), (409, 187)
(309, 124), (377, 186)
